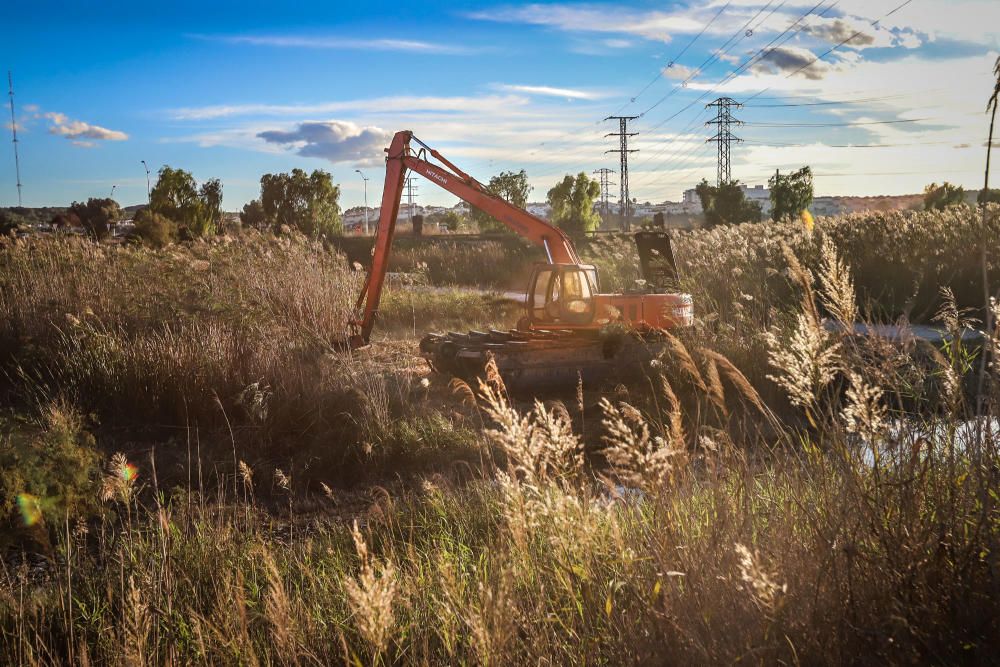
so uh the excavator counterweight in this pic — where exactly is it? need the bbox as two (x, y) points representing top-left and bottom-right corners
(349, 131), (694, 391)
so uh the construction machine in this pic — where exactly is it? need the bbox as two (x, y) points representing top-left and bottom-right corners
(348, 130), (694, 390)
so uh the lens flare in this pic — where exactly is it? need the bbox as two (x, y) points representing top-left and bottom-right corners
(120, 461), (138, 482)
(16, 493), (43, 526)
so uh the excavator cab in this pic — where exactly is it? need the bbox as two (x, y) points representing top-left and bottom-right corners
(526, 264), (600, 327)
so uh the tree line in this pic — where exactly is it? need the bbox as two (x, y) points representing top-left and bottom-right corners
(4, 164), (996, 245)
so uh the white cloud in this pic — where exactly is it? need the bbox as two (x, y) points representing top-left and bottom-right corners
(661, 63), (697, 81)
(43, 112), (128, 143)
(257, 121), (392, 166)
(602, 38), (633, 49)
(491, 84), (607, 100)
(190, 33), (472, 55)
(169, 95), (530, 120)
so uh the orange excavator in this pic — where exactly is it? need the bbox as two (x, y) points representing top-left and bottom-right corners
(349, 130), (693, 390)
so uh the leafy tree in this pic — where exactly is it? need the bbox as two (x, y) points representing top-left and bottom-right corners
(133, 209), (178, 248)
(923, 182), (966, 211)
(547, 172), (602, 233)
(149, 166), (220, 238)
(49, 212), (78, 230)
(979, 187), (1000, 206)
(442, 210), (466, 232)
(240, 200), (267, 231)
(695, 179), (761, 228)
(427, 209), (466, 232)
(69, 198), (122, 241)
(471, 170), (531, 233)
(199, 178), (224, 234)
(0, 209), (25, 236)
(259, 168), (342, 237)
(769, 167), (814, 221)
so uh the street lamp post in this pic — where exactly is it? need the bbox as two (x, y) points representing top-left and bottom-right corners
(355, 169), (370, 234)
(141, 160), (151, 204)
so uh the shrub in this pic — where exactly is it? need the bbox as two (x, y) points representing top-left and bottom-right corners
(0, 402), (100, 541)
(133, 209), (178, 247)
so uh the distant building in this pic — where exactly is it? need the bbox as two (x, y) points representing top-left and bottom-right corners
(682, 183), (771, 215)
(740, 184), (772, 215)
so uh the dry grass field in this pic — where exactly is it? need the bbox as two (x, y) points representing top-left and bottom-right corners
(0, 206), (998, 664)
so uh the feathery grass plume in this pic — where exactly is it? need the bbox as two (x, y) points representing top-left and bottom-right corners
(698, 348), (766, 415)
(478, 377), (582, 483)
(600, 398), (686, 491)
(817, 237), (857, 325)
(343, 520), (400, 657)
(123, 576), (151, 666)
(238, 460), (253, 491)
(661, 330), (707, 393)
(703, 357), (728, 415)
(764, 313), (841, 409)
(934, 286), (963, 336)
(842, 372), (887, 436)
(274, 468), (291, 492)
(781, 242), (820, 324)
(320, 482), (336, 503)
(659, 374), (686, 446)
(991, 297), (1000, 373)
(483, 353), (508, 400)
(449, 377), (477, 408)
(734, 543), (786, 611)
(101, 452), (138, 504)
(262, 549), (298, 659)
(438, 557), (516, 665)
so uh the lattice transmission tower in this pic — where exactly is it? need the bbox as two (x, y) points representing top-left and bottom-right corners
(705, 97), (743, 186)
(592, 167), (616, 221)
(7, 72), (23, 206)
(604, 116), (638, 230)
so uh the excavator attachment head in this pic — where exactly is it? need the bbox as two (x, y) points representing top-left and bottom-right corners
(634, 231), (680, 291)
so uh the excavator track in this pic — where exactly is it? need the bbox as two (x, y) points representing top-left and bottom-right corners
(419, 327), (665, 393)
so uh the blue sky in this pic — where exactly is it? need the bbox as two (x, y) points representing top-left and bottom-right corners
(3, 0), (999, 209)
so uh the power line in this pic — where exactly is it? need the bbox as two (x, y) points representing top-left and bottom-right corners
(745, 117), (928, 127)
(642, 0), (837, 136)
(637, 0), (784, 119)
(523, 0), (745, 178)
(617, 0), (736, 116)
(742, 0), (917, 104)
(7, 71), (23, 207)
(742, 138), (960, 148)
(605, 116), (639, 230)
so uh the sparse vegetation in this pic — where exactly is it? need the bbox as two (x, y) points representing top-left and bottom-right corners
(0, 206), (998, 663)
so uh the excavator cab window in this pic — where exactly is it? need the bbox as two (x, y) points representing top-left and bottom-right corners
(559, 267), (595, 323)
(532, 268), (555, 321)
(528, 265), (596, 326)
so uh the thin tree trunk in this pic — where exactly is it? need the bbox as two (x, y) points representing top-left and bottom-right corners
(976, 101), (996, 415)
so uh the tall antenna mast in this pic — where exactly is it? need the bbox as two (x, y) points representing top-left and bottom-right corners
(7, 72), (23, 206)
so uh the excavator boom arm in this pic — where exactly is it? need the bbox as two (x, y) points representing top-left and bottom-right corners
(350, 130), (581, 346)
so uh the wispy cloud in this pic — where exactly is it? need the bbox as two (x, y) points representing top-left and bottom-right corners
(491, 84), (608, 100)
(189, 33), (473, 55)
(750, 46), (834, 81)
(257, 120), (391, 166)
(43, 112), (128, 144)
(661, 63), (697, 81)
(169, 95), (529, 120)
(465, 4), (704, 43)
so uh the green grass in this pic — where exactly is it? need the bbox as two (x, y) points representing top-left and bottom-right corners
(0, 209), (999, 663)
